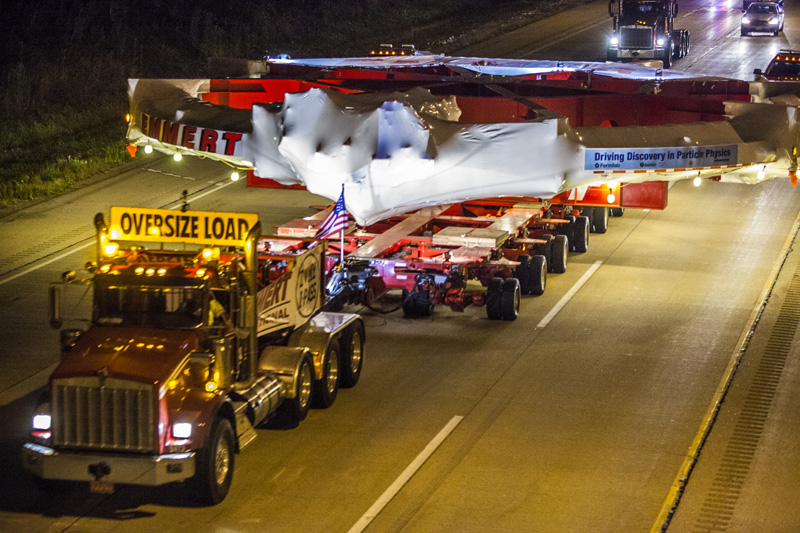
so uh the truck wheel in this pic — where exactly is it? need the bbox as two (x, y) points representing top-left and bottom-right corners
(610, 207), (625, 217)
(514, 255), (532, 294)
(500, 278), (521, 321)
(591, 206), (609, 234)
(340, 321), (364, 388)
(530, 255), (547, 296)
(537, 235), (553, 272)
(190, 417), (235, 506)
(314, 341), (340, 408)
(281, 353), (314, 422)
(486, 277), (503, 320)
(662, 48), (672, 69)
(572, 216), (590, 253)
(550, 234), (568, 274)
(402, 291), (434, 317)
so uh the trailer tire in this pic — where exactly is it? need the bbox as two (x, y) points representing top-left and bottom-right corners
(591, 206), (609, 234)
(537, 235), (553, 272)
(486, 277), (503, 320)
(610, 207), (625, 217)
(340, 321), (364, 388)
(514, 255), (532, 294)
(313, 341), (340, 408)
(190, 417), (235, 506)
(402, 291), (434, 317)
(530, 255), (547, 296)
(550, 234), (568, 274)
(572, 216), (590, 253)
(500, 278), (521, 321)
(281, 352), (314, 422)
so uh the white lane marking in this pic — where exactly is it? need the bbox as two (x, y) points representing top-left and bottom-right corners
(537, 260), (603, 328)
(0, 179), (236, 287)
(348, 415), (464, 533)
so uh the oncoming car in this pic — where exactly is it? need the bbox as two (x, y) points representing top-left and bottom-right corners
(741, 2), (785, 36)
(754, 50), (800, 80)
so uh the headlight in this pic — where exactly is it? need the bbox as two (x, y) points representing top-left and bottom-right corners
(610, 37), (619, 46)
(769, 17), (778, 24)
(172, 422), (192, 439)
(742, 16), (750, 23)
(656, 38), (665, 46)
(33, 414), (51, 431)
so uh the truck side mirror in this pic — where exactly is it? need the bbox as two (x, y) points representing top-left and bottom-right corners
(753, 68), (763, 79)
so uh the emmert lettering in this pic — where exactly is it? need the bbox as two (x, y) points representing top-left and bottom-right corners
(140, 112), (243, 156)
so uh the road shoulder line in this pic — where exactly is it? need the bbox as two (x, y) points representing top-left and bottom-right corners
(651, 209), (800, 532)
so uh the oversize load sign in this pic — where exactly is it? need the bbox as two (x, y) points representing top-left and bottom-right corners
(585, 145), (738, 171)
(109, 207), (258, 246)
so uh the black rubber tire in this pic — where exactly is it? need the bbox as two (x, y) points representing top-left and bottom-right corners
(610, 207), (625, 217)
(514, 255), (532, 294)
(313, 341), (340, 408)
(537, 235), (553, 271)
(530, 255), (547, 296)
(662, 47), (672, 69)
(550, 234), (568, 274)
(572, 216), (590, 253)
(591, 206), (609, 234)
(500, 278), (521, 321)
(190, 417), (235, 506)
(339, 321), (364, 388)
(486, 277), (503, 320)
(281, 353), (314, 422)
(403, 291), (434, 317)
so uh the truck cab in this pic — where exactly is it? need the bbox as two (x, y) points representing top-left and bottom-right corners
(22, 206), (365, 504)
(607, 0), (690, 68)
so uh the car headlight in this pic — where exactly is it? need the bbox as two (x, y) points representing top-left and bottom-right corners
(610, 37), (619, 46)
(656, 38), (665, 46)
(33, 414), (51, 431)
(742, 16), (750, 23)
(172, 422), (192, 439)
(769, 17), (778, 24)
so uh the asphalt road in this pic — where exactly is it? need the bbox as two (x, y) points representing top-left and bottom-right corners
(2, 1), (800, 531)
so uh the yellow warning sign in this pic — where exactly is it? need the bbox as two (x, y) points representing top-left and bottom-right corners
(109, 206), (258, 246)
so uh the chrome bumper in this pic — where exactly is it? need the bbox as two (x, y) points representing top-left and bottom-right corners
(615, 49), (661, 59)
(22, 443), (195, 485)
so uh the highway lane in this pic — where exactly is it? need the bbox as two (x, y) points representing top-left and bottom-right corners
(2, 1), (800, 531)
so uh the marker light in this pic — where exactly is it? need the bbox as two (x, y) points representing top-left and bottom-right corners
(144, 144), (153, 154)
(172, 423), (192, 439)
(196, 268), (207, 278)
(157, 268), (168, 276)
(125, 113), (132, 123)
(135, 267), (145, 275)
(693, 176), (702, 187)
(231, 171), (240, 181)
(33, 414), (51, 431)
(103, 242), (119, 256)
(607, 193), (616, 204)
(145, 268), (155, 276)
(173, 152), (183, 161)
(202, 247), (220, 261)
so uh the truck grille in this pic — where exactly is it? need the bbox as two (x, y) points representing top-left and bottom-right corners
(52, 377), (156, 453)
(620, 26), (654, 49)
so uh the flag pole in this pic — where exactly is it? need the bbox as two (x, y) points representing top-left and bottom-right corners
(339, 184), (345, 268)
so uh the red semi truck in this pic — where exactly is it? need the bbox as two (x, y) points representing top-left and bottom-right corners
(22, 206), (365, 504)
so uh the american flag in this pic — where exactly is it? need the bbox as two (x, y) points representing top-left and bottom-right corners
(315, 189), (349, 239)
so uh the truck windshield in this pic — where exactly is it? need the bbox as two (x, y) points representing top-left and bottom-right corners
(623, 1), (663, 14)
(94, 284), (205, 329)
(765, 60), (800, 78)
